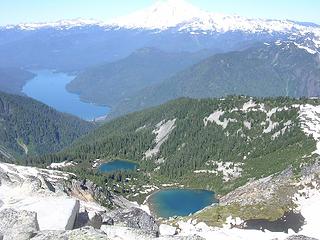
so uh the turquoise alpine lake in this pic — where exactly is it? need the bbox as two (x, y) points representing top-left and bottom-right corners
(149, 189), (216, 218)
(22, 69), (109, 120)
(99, 160), (138, 173)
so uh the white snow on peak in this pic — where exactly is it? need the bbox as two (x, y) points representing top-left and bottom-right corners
(109, 0), (205, 30)
(296, 44), (318, 54)
(108, 0), (320, 35)
(7, 18), (103, 30)
(3, 0), (320, 39)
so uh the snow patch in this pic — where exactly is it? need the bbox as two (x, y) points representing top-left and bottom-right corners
(299, 104), (320, 155)
(175, 219), (288, 240)
(159, 224), (177, 236)
(294, 42), (318, 54)
(241, 100), (257, 112)
(263, 107), (289, 134)
(48, 161), (77, 169)
(195, 161), (243, 182)
(271, 120), (293, 139)
(204, 110), (237, 128)
(144, 119), (176, 158)
(135, 125), (146, 132)
(294, 179), (320, 239)
(243, 121), (252, 130)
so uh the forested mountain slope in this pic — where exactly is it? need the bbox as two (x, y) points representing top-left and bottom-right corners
(42, 96), (319, 196)
(0, 91), (95, 160)
(67, 47), (214, 106)
(109, 41), (320, 118)
(0, 67), (35, 94)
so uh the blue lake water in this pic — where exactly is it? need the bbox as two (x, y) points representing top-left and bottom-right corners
(149, 189), (216, 218)
(99, 160), (138, 173)
(22, 69), (109, 120)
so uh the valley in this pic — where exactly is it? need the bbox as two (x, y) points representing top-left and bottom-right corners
(35, 97), (320, 225)
(1, 0), (320, 239)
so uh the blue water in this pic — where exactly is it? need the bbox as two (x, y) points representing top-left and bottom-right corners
(99, 160), (138, 173)
(149, 189), (216, 218)
(22, 69), (109, 120)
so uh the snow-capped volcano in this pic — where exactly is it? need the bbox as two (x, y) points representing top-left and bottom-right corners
(1, 0), (319, 71)
(4, 0), (320, 37)
(109, 0), (206, 30)
(108, 0), (320, 36)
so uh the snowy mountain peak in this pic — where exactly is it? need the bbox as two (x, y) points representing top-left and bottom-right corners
(108, 0), (320, 35)
(5, 18), (103, 30)
(109, 0), (207, 30)
(3, 0), (320, 38)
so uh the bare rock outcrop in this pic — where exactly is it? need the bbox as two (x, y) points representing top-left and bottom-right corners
(102, 207), (159, 236)
(0, 208), (39, 240)
(31, 226), (109, 240)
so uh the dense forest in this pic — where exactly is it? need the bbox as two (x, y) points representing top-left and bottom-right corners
(0, 91), (95, 161)
(0, 67), (35, 94)
(67, 47), (213, 107)
(36, 96), (318, 196)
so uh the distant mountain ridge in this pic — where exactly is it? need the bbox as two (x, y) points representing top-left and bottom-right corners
(67, 47), (215, 106)
(108, 40), (320, 118)
(1, 0), (319, 71)
(3, 0), (320, 38)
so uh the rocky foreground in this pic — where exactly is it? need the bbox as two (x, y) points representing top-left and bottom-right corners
(0, 162), (319, 240)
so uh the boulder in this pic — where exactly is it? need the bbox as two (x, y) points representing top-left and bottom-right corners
(159, 224), (177, 236)
(0, 208), (39, 240)
(101, 225), (153, 240)
(74, 211), (103, 229)
(31, 226), (109, 240)
(17, 197), (80, 230)
(87, 212), (103, 229)
(103, 207), (159, 236)
(102, 215), (114, 225)
(67, 179), (113, 206)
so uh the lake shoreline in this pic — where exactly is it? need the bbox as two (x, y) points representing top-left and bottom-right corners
(22, 69), (110, 120)
(147, 188), (216, 219)
(99, 159), (139, 173)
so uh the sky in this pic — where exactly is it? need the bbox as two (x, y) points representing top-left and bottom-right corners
(0, 0), (320, 26)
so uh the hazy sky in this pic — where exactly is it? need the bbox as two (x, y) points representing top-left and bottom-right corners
(1, 0), (320, 26)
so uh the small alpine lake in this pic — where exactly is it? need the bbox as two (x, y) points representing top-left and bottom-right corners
(148, 188), (216, 218)
(99, 160), (139, 173)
